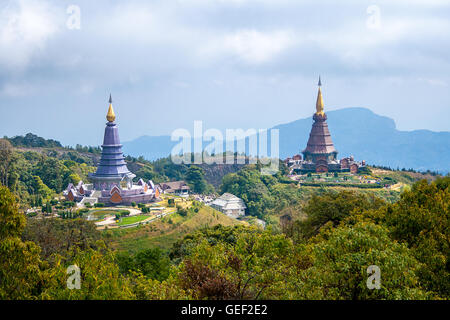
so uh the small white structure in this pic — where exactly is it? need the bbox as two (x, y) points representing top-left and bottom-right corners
(210, 193), (246, 218)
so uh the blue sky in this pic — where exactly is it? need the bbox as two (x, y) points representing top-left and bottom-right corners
(0, 0), (449, 146)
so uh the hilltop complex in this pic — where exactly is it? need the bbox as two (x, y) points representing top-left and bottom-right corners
(63, 78), (367, 205)
(285, 78), (366, 174)
(64, 96), (160, 205)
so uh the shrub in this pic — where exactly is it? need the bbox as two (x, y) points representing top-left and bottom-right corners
(358, 166), (372, 174)
(177, 205), (188, 217)
(94, 203), (105, 208)
(63, 201), (76, 208)
(120, 210), (130, 217)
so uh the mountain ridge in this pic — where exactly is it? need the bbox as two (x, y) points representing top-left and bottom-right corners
(122, 107), (449, 173)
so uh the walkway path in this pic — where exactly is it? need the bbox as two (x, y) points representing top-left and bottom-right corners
(94, 207), (142, 227)
(96, 208), (177, 230)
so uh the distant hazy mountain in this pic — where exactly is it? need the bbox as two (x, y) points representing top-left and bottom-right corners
(123, 108), (450, 173)
(123, 135), (175, 162)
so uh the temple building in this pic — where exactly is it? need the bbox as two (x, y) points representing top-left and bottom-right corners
(285, 78), (366, 174)
(64, 95), (160, 205)
(210, 193), (246, 219)
(157, 181), (190, 197)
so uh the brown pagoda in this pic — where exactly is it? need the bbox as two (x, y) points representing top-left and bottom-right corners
(284, 78), (367, 174)
(301, 77), (338, 172)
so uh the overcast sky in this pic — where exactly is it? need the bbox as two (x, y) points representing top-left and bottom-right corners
(0, 0), (449, 146)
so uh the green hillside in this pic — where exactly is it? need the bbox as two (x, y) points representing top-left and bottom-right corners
(105, 205), (246, 253)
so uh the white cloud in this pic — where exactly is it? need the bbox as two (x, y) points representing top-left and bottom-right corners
(0, 82), (34, 96)
(223, 30), (296, 64)
(0, 0), (61, 70)
(177, 0), (294, 6)
(200, 29), (297, 65)
(308, 16), (450, 67)
(90, 3), (297, 67)
(417, 77), (448, 87)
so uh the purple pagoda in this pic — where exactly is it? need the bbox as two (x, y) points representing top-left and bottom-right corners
(64, 95), (160, 206)
(89, 94), (135, 191)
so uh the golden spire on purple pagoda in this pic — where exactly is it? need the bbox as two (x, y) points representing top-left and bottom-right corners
(106, 94), (116, 122)
(315, 76), (325, 116)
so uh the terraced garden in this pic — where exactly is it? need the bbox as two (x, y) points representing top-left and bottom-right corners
(116, 215), (151, 226)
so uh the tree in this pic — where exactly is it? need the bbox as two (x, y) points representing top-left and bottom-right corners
(68, 173), (81, 185)
(0, 186), (26, 239)
(116, 248), (170, 282)
(297, 190), (385, 240)
(135, 165), (155, 181)
(0, 237), (46, 299)
(0, 186), (46, 299)
(297, 221), (429, 300)
(175, 226), (296, 299)
(6, 133), (62, 148)
(220, 167), (275, 218)
(130, 272), (192, 300)
(0, 139), (13, 186)
(22, 218), (101, 261)
(383, 177), (450, 298)
(186, 166), (207, 194)
(41, 247), (134, 300)
(35, 158), (69, 192)
(33, 176), (53, 199)
(177, 205), (188, 217)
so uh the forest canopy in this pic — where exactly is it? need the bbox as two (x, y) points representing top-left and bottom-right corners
(0, 176), (448, 300)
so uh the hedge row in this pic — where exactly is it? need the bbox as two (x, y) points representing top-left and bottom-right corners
(299, 182), (384, 189)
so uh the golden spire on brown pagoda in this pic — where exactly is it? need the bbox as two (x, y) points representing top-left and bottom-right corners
(106, 94), (116, 122)
(315, 76), (325, 116)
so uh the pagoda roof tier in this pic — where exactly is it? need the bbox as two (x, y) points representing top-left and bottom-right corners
(90, 96), (132, 180)
(302, 113), (337, 155)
